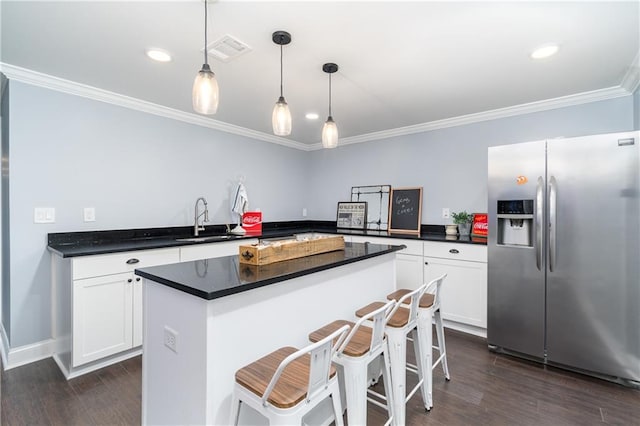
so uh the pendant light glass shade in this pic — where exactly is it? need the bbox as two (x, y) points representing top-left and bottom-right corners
(192, 0), (218, 115)
(322, 116), (338, 149)
(321, 63), (339, 149)
(272, 96), (292, 136)
(272, 31), (292, 136)
(193, 64), (219, 114)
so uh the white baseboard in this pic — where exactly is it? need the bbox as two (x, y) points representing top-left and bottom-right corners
(443, 319), (487, 338)
(1, 336), (55, 371)
(58, 348), (142, 380)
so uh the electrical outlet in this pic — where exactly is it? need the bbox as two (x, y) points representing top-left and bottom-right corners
(302, 208), (307, 217)
(83, 207), (96, 222)
(442, 208), (450, 219)
(164, 326), (178, 353)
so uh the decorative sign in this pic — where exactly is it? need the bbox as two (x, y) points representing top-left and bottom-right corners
(388, 187), (422, 234)
(336, 202), (368, 230)
(351, 185), (391, 231)
(472, 213), (488, 237)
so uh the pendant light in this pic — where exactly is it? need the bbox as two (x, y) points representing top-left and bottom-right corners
(321, 63), (339, 149)
(272, 31), (292, 136)
(192, 0), (219, 115)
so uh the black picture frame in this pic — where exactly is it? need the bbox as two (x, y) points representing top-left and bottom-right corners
(336, 202), (368, 230)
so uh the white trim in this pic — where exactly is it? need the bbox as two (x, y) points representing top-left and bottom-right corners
(53, 348), (142, 380)
(325, 85), (632, 150)
(0, 62), (634, 153)
(620, 50), (640, 93)
(0, 322), (9, 368)
(0, 63), (311, 152)
(443, 319), (486, 339)
(1, 337), (55, 370)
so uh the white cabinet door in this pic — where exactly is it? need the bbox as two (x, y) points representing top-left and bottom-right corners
(132, 275), (143, 348)
(396, 253), (424, 290)
(72, 272), (133, 367)
(424, 257), (487, 328)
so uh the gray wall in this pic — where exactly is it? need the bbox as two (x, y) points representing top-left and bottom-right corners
(8, 81), (310, 347)
(307, 95), (635, 223)
(635, 88), (640, 130)
(4, 80), (638, 349)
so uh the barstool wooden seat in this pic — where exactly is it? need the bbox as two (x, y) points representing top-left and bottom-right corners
(355, 283), (429, 426)
(230, 325), (350, 426)
(387, 273), (450, 411)
(309, 300), (396, 426)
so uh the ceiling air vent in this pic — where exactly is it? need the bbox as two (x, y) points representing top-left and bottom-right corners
(205, 34), (252, 62)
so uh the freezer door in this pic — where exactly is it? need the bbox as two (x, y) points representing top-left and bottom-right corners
(488, 140), (546, 358)
(546, 131), (640, 382)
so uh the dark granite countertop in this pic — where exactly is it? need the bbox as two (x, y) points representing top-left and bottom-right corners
(47, 220), (486, 258)
(135, 242), (405, 300)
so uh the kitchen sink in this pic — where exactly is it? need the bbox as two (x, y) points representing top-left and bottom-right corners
(175, 235), (235, 243)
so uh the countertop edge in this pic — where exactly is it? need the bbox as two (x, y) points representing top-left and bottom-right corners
(135, 243), (405, 300)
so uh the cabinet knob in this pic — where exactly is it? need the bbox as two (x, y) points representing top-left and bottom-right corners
(424, 261), (429, 265)
(449, 249), (460, 254)
(126, 258), (140, 265)
(136, 277), (141, 282)
(127, 278), (133, 283)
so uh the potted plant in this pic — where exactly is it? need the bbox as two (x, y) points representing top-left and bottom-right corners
(452, 211), (474, 236)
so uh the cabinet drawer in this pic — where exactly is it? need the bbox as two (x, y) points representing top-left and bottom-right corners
(423, 241), (486, 262)
(349, 236), (422, 256)
(72, 248), (180, 280)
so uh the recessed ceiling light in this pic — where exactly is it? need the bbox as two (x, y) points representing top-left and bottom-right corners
(530, 44), (559, 60)
(305, 112), (319, 120)
(146, 48), (172, 62)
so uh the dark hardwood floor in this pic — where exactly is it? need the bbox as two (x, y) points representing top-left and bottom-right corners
(2, 330), (639, 425)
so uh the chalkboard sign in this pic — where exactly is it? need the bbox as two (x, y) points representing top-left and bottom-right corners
(388, 187), (422, 234)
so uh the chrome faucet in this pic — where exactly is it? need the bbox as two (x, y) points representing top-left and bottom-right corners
(194, 197), (209, 236)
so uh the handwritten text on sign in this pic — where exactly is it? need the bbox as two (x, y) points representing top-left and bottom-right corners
(395, 196), (414, 215)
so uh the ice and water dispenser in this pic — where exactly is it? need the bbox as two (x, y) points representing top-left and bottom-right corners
(496, 200), (534, 247)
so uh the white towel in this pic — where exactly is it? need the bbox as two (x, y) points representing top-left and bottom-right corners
(231, 182), (248, 222)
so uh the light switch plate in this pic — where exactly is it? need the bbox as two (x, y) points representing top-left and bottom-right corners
(34, 207), (55, 223)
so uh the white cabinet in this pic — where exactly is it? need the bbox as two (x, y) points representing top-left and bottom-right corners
(423, 241), (487, 336)
(53, 247), (180, 377)
(350, 236), (424, 290)
(72, 272), (135, 366)
(180, 239), (258, 262)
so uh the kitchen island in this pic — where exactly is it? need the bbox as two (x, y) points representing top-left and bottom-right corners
(135, 241), (404, 425)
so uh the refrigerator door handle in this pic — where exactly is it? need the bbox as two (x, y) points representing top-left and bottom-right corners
(536, 176), (544, 271)
(549, 175), (557, 272)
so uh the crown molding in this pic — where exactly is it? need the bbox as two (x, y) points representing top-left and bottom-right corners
(318, 85), (633, 150)
(0, 63), (311, 151)
(620, 49), (640, 93)
(1, 62), (633, 153)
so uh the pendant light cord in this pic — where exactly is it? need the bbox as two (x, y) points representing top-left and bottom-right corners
(328, 73), (332, 117)
(203, 0), (208, 65)
(280, 44), (284, 97)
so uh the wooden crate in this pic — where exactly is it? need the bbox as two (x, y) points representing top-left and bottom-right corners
(239, 234), (345, 265)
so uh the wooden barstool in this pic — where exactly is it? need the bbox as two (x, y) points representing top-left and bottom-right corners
(229, 325), (350, 426)
(355, 283), (429, 426)
(387, 273), (450, 411)
(309, 300), (396, 426)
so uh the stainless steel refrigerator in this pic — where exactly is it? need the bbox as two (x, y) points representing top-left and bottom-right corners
(487, 130), (640, 387)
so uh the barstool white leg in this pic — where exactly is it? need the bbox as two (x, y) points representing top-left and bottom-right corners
(330, 389), (345, 426)
(416, 312), (433, 411)
(386, 328), (407, 426)
(434, 310), (450, 381)
(229, 391), (241, 425)
(340, 357), (368, 426)
(381, 343), (396, 424)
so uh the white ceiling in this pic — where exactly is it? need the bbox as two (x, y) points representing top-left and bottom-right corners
(1, 1), (639, 148)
